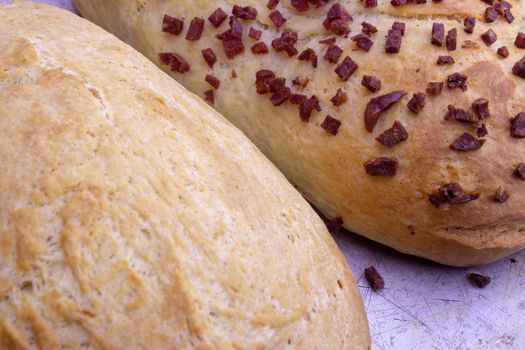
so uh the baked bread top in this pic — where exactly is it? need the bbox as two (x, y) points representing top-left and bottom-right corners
(0, 2), (369, 349)
(77, 0), (525, 266)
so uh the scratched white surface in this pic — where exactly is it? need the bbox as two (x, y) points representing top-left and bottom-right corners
(6, 0), (525, 349)
(334, 231), (525, 350)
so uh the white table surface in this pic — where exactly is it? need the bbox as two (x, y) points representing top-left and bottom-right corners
(6, 1), (525, 348)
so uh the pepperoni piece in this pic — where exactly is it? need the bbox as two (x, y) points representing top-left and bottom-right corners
(361, 75), (381, 93)
(158, 52), (190, 73)
(437, 55), (455, 65)
(291, 0), (309, 11)
(324, 45), (343, 63)
(334, 56), (358, 81)
(364, 91), (407, 132)
(365, 266), (384, 291)
(204, 90), (214, 104)
(481, 29), (497, 46)
(299, 95), (321, 122)
(494, 188), (510, 203)
(447, 73), (468, 91)
(330, 88), (348, 106)
(431, 23), (445, 46)
(513, 56), (525, 78)
(446, 28), (457, 51)
(464, 16), (475, 34)
(364, 158), (398, 177)
(407, 92), (426, 113)
(429, 183), (480, 208)
(362, 22), (378, 36)
(272, 32), (298, 57)
(320, 115), (342, 135)
(251, 42), (269, 54)
(216, 17), (245, 59)
(186, 17), (205, 41)
(352, 34), (374, 52)
(298, 48), (318, 68)
(375, 121), (408, 148)
(510, 113), (525, 138)
(269, 10), (286, 27)
(270, 87), (292, 106)
(249, 27), (262, 40)
(162, 15), (184, 35)
(426, 82), (444, 95)
(201, 48), (217, 68)
(208, 8), (227, 27)
(232, 5), (257, 20)
(450, 133), (485, 151)
(205, 74), (220, 89)
(498, 46), (509, 58)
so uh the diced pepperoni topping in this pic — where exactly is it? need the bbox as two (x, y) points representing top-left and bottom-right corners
(464, 16), (475, 34)
(320, 115), (342, 135)
(269, 10), (287, 27)
(364, 91), (407, 132)
(201, 48), (217, 68)
(251, 42), (269, 54)
(447, 73), (468, 91)
(472, 98), (490, 119)
(205, 74), (220, 89)
(429, 183), (480, 208)
(162, 15), (184, 35)
(158, 52), (190, 73)
(437, 55), (455, 65)
(267, 0), (279, 10)
(407, 92), (426, 113)
(375, 120), (408, 148)
(291, 0), (309, 11)
(510, 113), (525, 138)
(300, 95), (321, 122)
(513, 56), (525, 78)
(361, 75), (381, 93)
(272, 31), (298, 57)
(208, 8), (228, 27)
(330, 88), (348, 106)
(450, 133), (485, 151)
(426, 82), (444, 95)
(186, 17), (205, 41)
(446, 28), (457, 51)
(364, 158), (398, 177)
(216, 17), (245, 59)
(204, 90), (214, 104)
(298, 48), (318, 67)
(352, 34), (374, 52)
(498, 46), (509, 58)
(232, 5), (257, 20)
(514, 163), (525, 180)
(362, 22), (378, 36)
(335, 56), (358, 81)
(515, 33), (525, 49)
(494, 188), (510, 203)
(431, 23), (445, 46)
(270, 87), (292, 106)
(481, 29), (497, 46)
(249, 27), (262, 40)
(324, 45), (343, 63)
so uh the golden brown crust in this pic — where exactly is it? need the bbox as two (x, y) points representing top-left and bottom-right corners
(76, 0), (525, 266)
(0, 2), (370, 349)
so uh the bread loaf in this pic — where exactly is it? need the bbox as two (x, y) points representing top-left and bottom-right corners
(76, 0), (525, 266)
(0, 3), (370, 349)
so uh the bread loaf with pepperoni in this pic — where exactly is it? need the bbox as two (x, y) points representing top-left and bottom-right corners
(77, 0), (525, 266)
